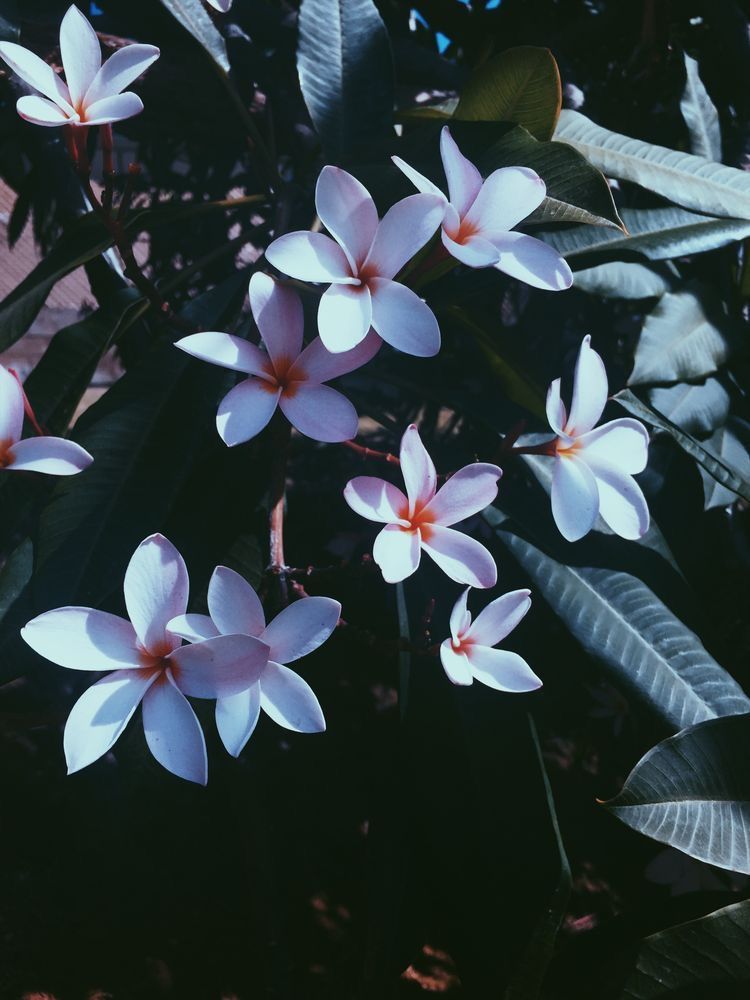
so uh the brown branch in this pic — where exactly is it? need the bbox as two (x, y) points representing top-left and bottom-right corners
(342, 439), (401, 466)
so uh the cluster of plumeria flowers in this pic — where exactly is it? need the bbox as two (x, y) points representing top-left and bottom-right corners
(1, 4), (652, 783)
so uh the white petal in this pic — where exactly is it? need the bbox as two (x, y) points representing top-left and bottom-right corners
(466, 647), (542, 692)
(344, 476), (409, 523)
(318, 284), (372, 353)
(449, 587), (472, 642)
(465, 166), (546, 234)
(493, 232), (573, 291)
(420, 524), (497, 589)
(84, 43), (159, 106)
(466, 589), (531, 647)
(0, 41), (73, 108)
(280, 383), (358, 442)
(64, 668), (157, 774)
(207, 565), (265, 637)
(0, 365), (24, 444)
(363, 194), (444, 279)
(315, 166), (379, 272)
(567, 335), (608, 436)
(261, 596), (340, 663)
(216, 378), (280, 446)
(16, 95), (72, 126)
(439, 639), (473, 685)
(166, 613), (219, 643)
(585, 457), (650, 540)
(168, 633), (269, 698)
(124, 533), (189, 655)
(6, 436), (93, 475)
(290, 329), (381, 383)
(207, 0), (233, 9)
(577, 418), (649, 475)
(550, 454), (599, 542)
(260, 662), (326, 732)
(369, 278), (440, 357)
(216, 683), (261, 757)
(441, 230), (499, 268)
(59, 5), (101, 108)
(439, 127), (483, 217)
(142, 674), (208, 784)
(175, 331), (271, 377)
(545, 377), (568, 437)
(424, 462), (502, 526)
(373, 524), (421, 583)
(391, 155), (447, 201)
(22, 607), (141, 670)
(266, 231), (353, 283)
(83, 91), (144, 125)
(399, 423), (436, 515)
(248, 272), (303, 370)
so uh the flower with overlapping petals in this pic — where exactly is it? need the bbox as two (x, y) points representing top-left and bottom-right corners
(440, 587), (541, 691)
(545, 335), (650, 542)
(266, 167), (445, 357)
(0, 364), (92, 475)
(21, 535), (270, 784)
(392, 126), (572, 291)
(344, 424), (501, 587)
(168, 567), (340, 757)
(176, 273), (379, 446)
(0, 5), (159, 128)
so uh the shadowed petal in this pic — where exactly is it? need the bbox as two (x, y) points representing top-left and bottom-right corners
(550, 454), (599, 542)
(318, 284), (372, 353)
(399, 424), (436, 514)
(83, 92), (144, 125)
(168, 633), (269, 698)
(0, 365), (25, 444)
(439, 639), (473, 685)
(466, 647), (542, 692)
(142, 673), (208, 784)
(567, 335), (608, 436)
(280, 383), (359, 442)
(466, 589), (531, 647)
(290, 329), (381, 383)
(266, 231), (354, 283)
(16, 95), (71, 125)
(175, 331), (271, 377)
(0, 40), (73, 108)
(59, 5), (101, 108)
(249, 272), (303, 369)
(316, 166), (379, 272)
(465, 166), (546, 234)
(216, 378), (280, 446)
(391, 155), (447, 201)
(261, 596), (340, 664)
(344, 476), (409, 524)
(420, 524), (497, 588)
(363, 194), (444, 280)
(124, 533), (189, 654)
(439, 127), (483, 217)
(373, 524), (421, 583)
(260, 662), (326, 732)
(167, 613), (218, 643)
(441, 231), (498, 268)
(84, 43), (159, 106)
(425, 463), (502, 525)
(493, 232), (573, 291)
(546, 378), (568, 437)
(577, 419), (649, 475)
(22, 607), (141, 670)
(207, 565), (265, 637)
(369, 278), (440, 358)
(449, 588), (471, 642)
(586, 457), (650, 540)
(216, 683), (261, 757)
(6, 437), (93, 475)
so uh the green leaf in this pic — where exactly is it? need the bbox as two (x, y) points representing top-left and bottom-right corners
(455, 46), (561, 141)
(555, 109), (750, 219)
(701, 421), (750, 510)
(159, 0), (230, 72)
(649, 377), (730, 436)
(297, 0), (394, 162)
(0, 538), (32, 627)
(573, 262), (674, 299)
(484, 507), (750, 732)
(606, 713), (750, 874)
(680, 52), (722, 162)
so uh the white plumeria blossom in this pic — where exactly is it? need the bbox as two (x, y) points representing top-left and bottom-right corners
(392, 126), (573, 292)
(176, 272), (379, 446)
(440, 587), (541, 691)
(0, 364), (92, 475)
(266, 166), (445, 357)
(21, 534), (270, 785)
(344, 424), (501, 588)
(545, 335), (650, 542)
(168, 567), (340, 757)
(0, 5), (159, 128)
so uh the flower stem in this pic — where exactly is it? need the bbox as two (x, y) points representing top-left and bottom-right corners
(268, 415), (292, 608)
(341, 439), (400, 466)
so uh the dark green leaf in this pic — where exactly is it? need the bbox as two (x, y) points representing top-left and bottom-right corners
(573, 261), (674, 299)
(680, 52), (722, 162)
(159, 0), (230, 73)
(700, 421), (750, 510)
(0, 538), (32, 627)
(649, 377), (730, 436)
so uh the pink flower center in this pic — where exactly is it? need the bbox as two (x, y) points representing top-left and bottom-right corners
(397, 499), (436, 538)
(0, 439), (14, 468)
(259, 355), (302, 398)
(454, 217), (479, 245)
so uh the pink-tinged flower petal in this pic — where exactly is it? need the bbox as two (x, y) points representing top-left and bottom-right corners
(291, 329), (381, 383)
(466, 589), (531, 647)
(546, 378), (568, 438)
(266, 231), (354, 283)
(550, 454), (599, 542)
(169, 633), (269, 698)
(465, 166), (546, 234)
(167, 613), (219, 643)
(369, 278), (440, 358)
(449, 587), (471, 643)
(493, 232), (573, 291)
(124, 533), (189, 655)
(216, 378), (280, 446)
(84, 43), (159, 106)
(260, 661), (326, 732)
(420, 524), (497, 588)
(391, 155), (447, 202)
(0, 41), (73, 109)
(439, 127), (483, 218)
(425, 462), (502, 526)
(373, 524), (421, 583)
(318, 284), (372, 354)
(64, 668), (158, 774)
(0, 365), (24, 444)
(261, 596), (340, 664)
(59, 5), (101, 108)
(280, 383), (359, 442)
(465, 647), (542, 692)
(216, 683), (261, 757)
(315, 166), (379, 272)
(441, 231), (499, 268)
(6, 436), (93, 475)
(363, 194), (444, 280)
(566, 335), (609, 436)
(22, 607), (141, 670)
(577, 418), (649, 475)
(585, 457), (650, 540)
(439, 639), (473, 685)
(344, 476), (409, 524)
(175, 331), (271, 377)
(16, 95), (72, 126)
(142, 673), (208, 784)
(207, 565), (265, 637)
(83, 91), (144, 125)
(249, 272), (304, 370)
(399, 424), (436, 514)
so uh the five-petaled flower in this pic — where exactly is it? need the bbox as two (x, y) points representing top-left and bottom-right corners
(545, 335), (650, 542)
(266, 167), (445, 357)
(440, 587), (541, 691)
(344, 424), (501, 587)
(0, 364), (92, 475)
(0, 5), (159, 128)
(176, 272), (380, 446)
(169, 567), (340, 757)
(393, 126), (572, 292)
(21, 534), (270, 785)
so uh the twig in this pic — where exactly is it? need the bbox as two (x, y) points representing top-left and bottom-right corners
(342, 439), (401, 466)
(267, 415), (292, 608)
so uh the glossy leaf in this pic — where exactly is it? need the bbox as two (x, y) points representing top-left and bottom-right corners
(680, 52), (722, 162)
(159, 0), (230, 72)
(649, 377), (730, 436)
(701, 421), (750, 510)
(573, 262), (674, 299)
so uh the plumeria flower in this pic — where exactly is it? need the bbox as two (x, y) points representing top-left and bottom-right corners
(266, 167), (445, 357)
(392, 126), (572, 292)
(344, 424), (501, 587)
(0, 5), (159, 128)
(0, 365), (92, 475)
(545, 335), (650, 542)
(168, 567), (340, 757)
(207, 0), (233, 9)
(440, 587), (541, 691)
(21, 535), (270, 785)
(176, 273), (379, 446)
